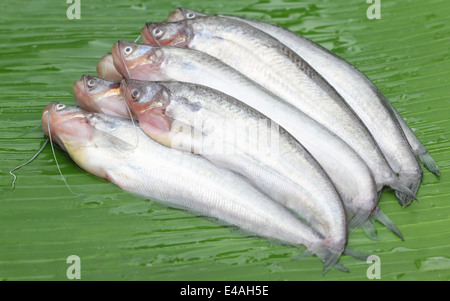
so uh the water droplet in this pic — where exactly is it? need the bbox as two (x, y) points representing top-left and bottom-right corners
(415, 256), (450, 272)
(390, 247), (416, 253)
(78, 196), (103, 207)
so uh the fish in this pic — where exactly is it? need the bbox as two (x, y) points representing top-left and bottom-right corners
(141, 15), (421, 206)
(73, 74), (130, 118)
(41, 102), (354, 273)
(74, 73), (399, 238)
(167, 8), (433, 205)
(170, 8), (439, 178)
(385, 101), (440, 177)
(111, 42), (407, 239)
(122, 79), (349, 244)
(97, 53), (123, 81)
(111, 41), (386, 234)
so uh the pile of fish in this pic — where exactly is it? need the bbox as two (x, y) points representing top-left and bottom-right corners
(41, 8), (439, 273)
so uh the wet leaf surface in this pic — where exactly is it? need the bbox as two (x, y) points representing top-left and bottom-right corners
(0, 0), (449, 280)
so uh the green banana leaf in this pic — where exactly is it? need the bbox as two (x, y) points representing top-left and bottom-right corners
(0, 0), (448, 281)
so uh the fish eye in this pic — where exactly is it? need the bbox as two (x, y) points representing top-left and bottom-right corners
(124, 46), (133, 55)
(56, 104), (66, 111)
(131, 89), (140, 100)
(186, 13), (195, 19)
(87, 79), (96, 88)
(153, 27), (164, 38)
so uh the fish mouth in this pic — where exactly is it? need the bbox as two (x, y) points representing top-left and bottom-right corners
(73, 76), (94, 111)
(41, 102), (90, 147)
(112, 41), (131, 79)
(41, 103), (67, 151)
(41, 103), (53, 137)
(167, 8), (184, 22)
(141, 24), (155, 45)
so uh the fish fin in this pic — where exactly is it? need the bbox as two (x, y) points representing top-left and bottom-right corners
(360, 219), (379, 241)
(320, 250), (344, 275)
(292, 248), (348, 273)
(343, 247), (369, 262)
(348, 209), (371, 231)
(306, 243), (347, 274)
(372, 208), (404, 241)
(98, 129), (138, 152)
(290, 248), (313, 261)
(376, 190), (383, 202)
(419, 151), (440, 177)
(333, 262), (349, 273)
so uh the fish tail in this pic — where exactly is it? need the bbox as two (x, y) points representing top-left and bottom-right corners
(347, 207), (380, 241)
(306, 241), (348, 273)
(290, 248), (313, 261)
(318, 247), (371, 274)
(344, 247), (370, 262)
(291, 246), (348, 273)
(322, 252), (348, 274)
(419, 151), (440, 177)
(394, 178), (421, 208)
(386, 176), (419, 207)
(322, 237), (353, 274)
(319, 248), (348, 274)
(372, 207), (404, 240)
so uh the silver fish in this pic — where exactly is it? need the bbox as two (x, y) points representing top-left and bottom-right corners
(385, 101), (439, 177)
(111, 41), (382, 234)
(142, 15), (420, 206)
(167, 8), (433, 205)
(213, 11), (439, 178)
(41, 102), (351, 272)
(123, 79), (348, 244)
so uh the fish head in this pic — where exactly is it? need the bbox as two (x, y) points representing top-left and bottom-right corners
(41, 102), (95, 153)
(122, 79), (172, 137)
(142, 21), (193, 48)
(42, 103), (121, 180)
(122, 79), (171, 117)
(96, 53), (123, 81)
(167, 8), (206, 22)
(167, 8), (186, 22)
(112, 40), (166, 80)
(73, 75), (127, 118)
